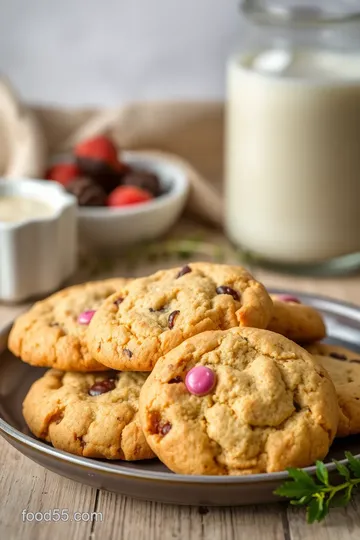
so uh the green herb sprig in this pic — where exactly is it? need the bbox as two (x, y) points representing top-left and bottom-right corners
(275, 452), (360, 523)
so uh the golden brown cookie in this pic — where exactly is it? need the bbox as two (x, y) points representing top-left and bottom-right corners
(139, 327), (339, 475)
(306, 343), (360, 362)
(267, 294), (326, 343)
(306, 343), (360, 437)
(9, 278), (129, 371)
(87, 263), (273, 372)
(23, 369), (155, 460)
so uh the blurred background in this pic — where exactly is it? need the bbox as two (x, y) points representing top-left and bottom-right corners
(0, 0), (239, 106)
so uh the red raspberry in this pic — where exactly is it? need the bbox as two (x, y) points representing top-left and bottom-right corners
(75, 135), (118, 171)
(46, 163), (80, 187)
(107, 186), (153, 207)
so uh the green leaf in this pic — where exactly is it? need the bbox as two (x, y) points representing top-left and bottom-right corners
(287, 468), (320, 489)
(290, 494), (313, 506)
(275, 481), (310, 499)
(316, 497), (329, 522)
(275, 468), (320, 499)
(333, 460), (351, 481)
(316, 461), (329, 486)
(274, 452), (360, 523)
(345, 452), (360, 478)
(330, 485), (354, 508)
(307, 498), (322, 524)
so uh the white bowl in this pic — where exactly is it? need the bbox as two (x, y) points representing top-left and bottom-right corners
(77, 151), (190, 251)
(0, 179), (77, 302)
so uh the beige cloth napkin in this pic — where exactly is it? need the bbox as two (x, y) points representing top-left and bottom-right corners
(0, 80), (47, 177)
(32, 102), (225, 226)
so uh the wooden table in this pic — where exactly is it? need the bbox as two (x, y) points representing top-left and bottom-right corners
(1, 247), (360, 540)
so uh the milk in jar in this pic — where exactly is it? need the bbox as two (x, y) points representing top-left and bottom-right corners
(225, 2), (360, 271)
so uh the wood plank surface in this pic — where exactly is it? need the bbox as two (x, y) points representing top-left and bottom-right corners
(1, 254), (360, 539)
(0, 435), (97, 540)
(92, 492), (287, 540)
(286, 495), (360, 540)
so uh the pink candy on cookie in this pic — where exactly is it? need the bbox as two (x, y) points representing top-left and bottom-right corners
(78, 310), (96, 325)
(185, 366), (216, 396)
(276, 294), (301, 304)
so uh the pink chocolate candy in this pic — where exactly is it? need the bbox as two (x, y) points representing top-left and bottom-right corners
(78, 310), (96, 325)
(276, 294), (301, 304)
(185, 366), (216, 396)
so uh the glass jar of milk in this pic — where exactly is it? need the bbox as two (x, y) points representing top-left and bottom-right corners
(225, 1), (360, 273)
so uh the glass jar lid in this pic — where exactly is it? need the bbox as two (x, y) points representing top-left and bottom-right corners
(241, 0), (360, 25)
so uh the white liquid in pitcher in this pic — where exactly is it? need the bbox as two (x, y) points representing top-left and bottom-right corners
(0, 196), (55, 223)
(225, 49), (360, 263)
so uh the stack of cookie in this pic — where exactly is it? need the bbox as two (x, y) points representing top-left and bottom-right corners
(8, 263), (358, 475)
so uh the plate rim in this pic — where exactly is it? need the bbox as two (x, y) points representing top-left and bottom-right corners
(1, 289), (360, 485)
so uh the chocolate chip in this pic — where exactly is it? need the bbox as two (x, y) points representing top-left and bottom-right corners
(49, 322), (59, 328)
(149, 412), (172, 436)
(122, 170), (161, 197)
(160, 422), (172, 436)
(76, 156), (117, 178)
(350, 359), (360, 364)
(66, 177), (107, 206)
(53, 411), (64, 424)
(88, 379), (116, 396)
(75, 435), (86, 449)
(149, 306), (166, 313)
(123, 348), (133, 358)
(329, 352), (347, 360)
(293, 401), (301, 412)
(168, 310), (180, 329)
(216, 286), (240, 301)
(168, 376), (182, 384)
(176, 265), (192, 278)
(114, 297), (124, 306)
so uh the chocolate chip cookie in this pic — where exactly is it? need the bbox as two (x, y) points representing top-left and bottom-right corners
(87, 263), (273, 371)
(306, 343), (360, 362)
(23, 369), (155, 460)
(306, 343), (360, 437)
(267, 294), (326, 343)
(139, 327), (338, 475)
(9, 278), (129, 371)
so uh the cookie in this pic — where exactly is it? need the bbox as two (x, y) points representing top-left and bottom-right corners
(23, 369), (155, 460)
(306, 343), (360, 362)
(267, 294), (326, 343)
(8, 278), (129, 371)
(87, 263), (273, 371)
(306, 343), (360, 437)
(139, 327), (338, 475)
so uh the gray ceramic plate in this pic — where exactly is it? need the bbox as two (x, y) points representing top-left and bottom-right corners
(1, 290), (360, 506)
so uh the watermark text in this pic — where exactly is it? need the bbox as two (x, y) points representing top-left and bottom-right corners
(21, 509), (103, 523)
